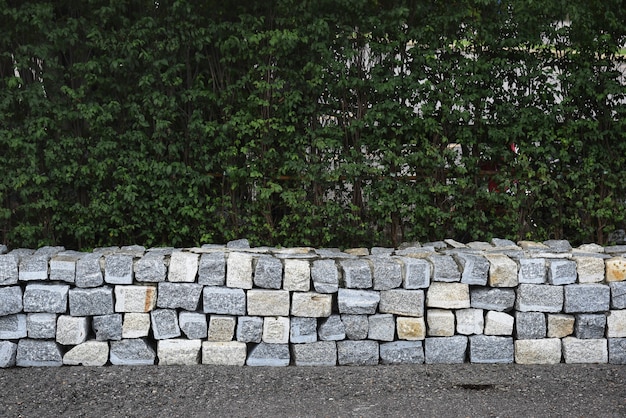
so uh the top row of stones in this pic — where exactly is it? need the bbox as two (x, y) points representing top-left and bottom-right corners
(1, 239), (625, 290)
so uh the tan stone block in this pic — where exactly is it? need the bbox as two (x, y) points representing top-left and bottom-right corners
(486, 254), (518, 287)
(575, 256), (605, 283)
(167, 251), (199, 282)
(426, 309), (455, 336)
(122, 313), (150, 338)
(607, 310), (626, 338)
(397, 317), (426, 340)
(606, 257), (626, 282)
(226, 252), (253, 289)
(201, 341), (247, 366)
(291, 292), (332, 317)
(114, 285), (157, 313)
(547, 314), (575, 338)
(283, 259), (311, 291)
(515, 339), (562, 364)
(425, 282), (470, 309)
(247, 290), (290, 316)
(207, 315), (236, 342)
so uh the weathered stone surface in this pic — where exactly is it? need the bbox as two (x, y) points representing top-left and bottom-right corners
(157, 339), (201, 365)
(227, 239), (250, 249)
(341, 315), (369, 340)
(371, 257), (402, 290)
(514, 339), (562, 364)
(455, 253), (489, 285)
(26, 313), (57, 339)
(0, 341), (17, 368)
(469, 335), (513, 363)
(236, 316), (263, 343)
(426, 309), (455, 337)
(311, 259), (339, 294)
(456, 309), (484, 335)
(575, 256), (605, 283)
(104, 254), (133, 284)
(426, 282), (470, 309)
(379, 289), (424, 317)
(470, 287), (515, 312)
(484, 311), (514, 336)
(226, 252), (253, 289)
(115, 285), (157, 313)
(340, 259), (372, 289)
(397, 316), (426, 340)
(293, 341), (337, 366)
(50, 253), (80, 283)
(515, 284), (563, 312)
(92, 314), (122, 341)
(518, 258), (546, 284)
(607, 310), (626, 338)
(399, 257), (431, 289)
(575, 314), (606, 339)
(547, 314), (575, 338)
(337, 340), (379, 365)
(63, 341), (109, 366)
(544, 239), (572, 253)
(262, 316), (290, 344)
(23, 284), (69, 313)
(0, 286), (23, 316)
(56, 315), (89, 345)
(564, 284), (610, 313)
(75, 253), (104, 288)
(151, 309), (181, 340)
(122, 313), (151, 338)
(318, 315), (345, 341)
(283, 259), (311, 292)
(379, 341), (424, 364)
(608, 338), (626, 364)
(197, 252), (226, 286)
(0, 314), (27, 339)
(247, 343), (290, 366)
(134, 253), (166, 283)
(515, 311), (546, 339)
(547, 259), (577, 285)
(253, 256), (282, 289)
(16, 339), (63, 367)
(19, 254), (49, 281)
(203, 287), (246, 315)
(291, 292), (332, 318)
(0, 254), (19, 285)
(202, 341), (247, 366)
(606, 257), (626, 282)
(179, 312), (207, 339)
(429, 254), (461, 282)
(367, 314), (395, 341)
(424, 336), (468, 364)
(290, 317), (318, 343)
(156, 282), (202, 311)
(247, 289), (290, 317)
(610, 282), (626, 309)
(168, 251), (199, 283)
(207, 315), (236, 342)
(69, 287), (114, 316)
(486, 254), (518, 287)
(562, 337), (608, 363)
(109, 339), (156, 365)
(337, 289), (380, 314)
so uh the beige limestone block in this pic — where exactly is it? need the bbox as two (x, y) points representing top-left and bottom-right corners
(291, 292), (332, 317)
(607, 310), (626, 338)
(122, 312), (150, 338)
(283, 259), (311, 291)
(262, 316), (290, 344)
(484, 311), (514, 336)
(397, 317), (426, 340)
(486, 254), (518, 287)
(547, 314), (575, 338)
(247, 290), (290, 316)
(226, 252), (253, 289)
(114, 285), (157, 312)
(514, 339), (562, 364)
(207, 315), (236, 342)
(606, 257), (626, 282)
(425, 282), (470, 309)
(157, 339), (201, 365)
(201, 341), (247, 366)
(167, 251), (199, 283)
(426, 309), (455, 336)
(575, 256), (605, 283)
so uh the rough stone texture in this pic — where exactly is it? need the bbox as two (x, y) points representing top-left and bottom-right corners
(56, 315), (89, 345)
(318, 315), (346, 341)
(340, 259), (372, 289)
(518, 258), (546, 284)
(424, 336), (468, 364)
(564, 284), (610, 313)
(26, 313), (57, 339)
(426, 309), (456, 337)
(608, 338), (626, 364)
(50, 253), (80, 283)
(429, 255), (461, 282)
(92, 314), (122, 341)
(226, 252), (254, 289)
(23, 284), (69, 313)
(63, 341), (109, 366)
(19, 254), (49, 281)
(290, 317), (318, 343)
(469, 335), (514, 363)
(426, 282), (470, 309)
(197, 252), (226, 286)
(337, 289), (380, 314)
(203, 287), (246, 315)
(400, 257), (431, 289)
(341, 315), (369, 340)
(544, 239), (572, 253)
(367, 314), (395, 341)
(254, 256), (283, 289)
(262, 317), (290, 344)
(0, 254), (19, 285)
(562, 337), (608, 364)
(75, 253), (104, 288)
(179, 312), (207, 339)
(134, 253), (166, 283)
(379, 289), (424, 317)
(455, 253), (489, 285)
(515, 284), (563, 312)
(168, 251), (199, 283)
(575, 314), (606, 339)
(246, 343), (290, 366)
(156, 282), (202, 311)
(236, 316), (263, 343)
(547, 314), (575, 338)
(0, 314), (27, 339)
(606, 257), (626, 282)
(292, 341), (337, 366)
(202, 341), (247, 366)
(114, 285), (157, 313)
(610, 282), (626, 309)
(396, 316), (426, 340)
(515, 312), (546, 339)
(547, 259), (577, 285)
(122, 313), (151, 338)
(470, 287), (515, 311)
(16, 339), (63, 367)
(484, 311), (514, 336)
(0, 341), (17, 368)
(283, 259), (311, 292)
(514, 339), (562, 364)
(607, 310), (626, 338)
(109, 339), (156, 365)
(207, 315), (236, 342)
(157, 339), (201, 365)
(0, 286), (23, 316)
(104, 254), (134, 284)
(290, 292), (332, 318)
(456, 309), (484, 335)
(247, 290), (290, 317)
(379, 341), (424, 364)
(575, 256), (605, 283)
(371, 257), (402, 290)
(311, 259), (339, 294)
(486, 254), (518, 287)
(150, 309), (181, 340)
(69, 287), (114, 316)
(337, 340), (379, 365)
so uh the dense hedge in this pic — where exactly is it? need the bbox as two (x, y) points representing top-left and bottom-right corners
(1, 0), (625, 250)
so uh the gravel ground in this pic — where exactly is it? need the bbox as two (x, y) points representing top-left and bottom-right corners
(0, 364), (625, 417)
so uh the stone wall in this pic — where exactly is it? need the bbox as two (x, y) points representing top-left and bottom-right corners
(1, 238), (626, 367)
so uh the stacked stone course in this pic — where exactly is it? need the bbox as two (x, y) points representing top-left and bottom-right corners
(1, 239), (626, 367)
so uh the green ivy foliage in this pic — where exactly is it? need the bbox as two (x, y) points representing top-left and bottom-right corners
(1, 0), (624, 249)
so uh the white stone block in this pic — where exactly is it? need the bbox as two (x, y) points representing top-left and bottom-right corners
(114, 285), (157, 312)
(247, 289), (290, 316)
(426, 309), (455, 337)
(283, 259), (311, 291)
(562, 337), (608, 363)
(56, 315), (89, 346)
(484, 311), (514, 336)
(226, 252), (253, 289)
(291, 292), (332, 317)
(514, 339), (562, 364)
(607, 310), (626, 338)
(456, 309), (484, 335)
(63, 341), (109, 366)
(486, 254), (518, 287)
(201, 341), (247, 366)
(157, 339), (201, 365)
(425, 282), (470, 309)
(167, 251), (199, 282)
(575, 256), (605, 283)
(122, 313), (151, 338)
(263, 316), (290, 344)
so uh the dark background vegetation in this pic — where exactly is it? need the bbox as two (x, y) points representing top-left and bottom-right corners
(1, 0), (625, 250)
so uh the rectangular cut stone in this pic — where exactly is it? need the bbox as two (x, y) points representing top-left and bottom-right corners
(92, 314), (122, 341)
(291, 292), (332, 317)
(0, 286), (23, 316)
(341, 314), (369, 340)
(27, 313), (57, 339)
(424, 336), (468, 364)
(576, 314), (606, 339)
(293, 341), (337, 366)
(226, 252), (253, 289)
(208, 315), (236, 341)
(0, 254), (19, 285)
(380, 341), (424, 364)
(484, 311), (514, 336)
(23, 284), (69, 313)
(518, 258), (546, 284)
(606, 257), (626, 282)
(151, 309), (181, 339)
(157, 339), (201, 365)
(607, 310), (626, 338)
(16, 339), (63, 367)
(156, 282), (202, 311)
(50, 253), (80, 283)
(515, 312), (546, 339)
(236, 316), (263, 343)
(202, 341), (247, 366)
(514, 339), (562, 364)
(340, 259), (372, 289)
(368, 314), (395, 341)
(427, 309), (455, 336)
(426, 282), (470, 309)
(562, 337), (608, 363)
(0, 314), (27, 339)
(609, 338), (626, 364)
(469, 335), (513, 363)
(547, 314), (575, 338)
(486, 254), (518, 287)
(470, 287), (515, 311)
(115, 285), (157, 313)
(122, 313), (150, 338)
(564, 284), (610, 313)
(610, 282), (626, 309)
(109, 339), (156, 365)
(63, 341), (109, 366)
(247, 289), (290, 316)
(75, 253), (104, 288)
(179, 312), (207, 339)
(319, 315), (345, 341)
(428, 255), (461, 282)
(69, 287), (114, 316)
(134, 253), (166, 282)
(168, 251), (199, 282)
(455, 253), (489, 285)
(0, 341), (17, 368)
(203, 287), (246, 315)
(283, 259), (311, 291)
(198, 252), (226, 286)
(379, 289), (424, 317)
(515, 284), (563, 312)
(311, 259), (339, 293)
(337, 340), (379, 365)
(575, 256), (605, 283)
(290, 317), (318, 343)
(254, 256), (283, 289)
(56, 315), (89, 345)
(400, 257), (431, 289)
(19, 254), (49, 281)
(337, 289), (380, 314)
(547, 259), (577, 285)
(247, 343), (290, 366)
(397, 316), (426, 340)
(104, 254), (133, 284)
(263, 317), (290, 344)
(371, 257), (402, 290)
(456, 309), (484, 335)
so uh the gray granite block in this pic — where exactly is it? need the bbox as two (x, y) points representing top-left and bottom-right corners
(341, 314), (369, 340)
(134, 253), (167, 283)
(368, 314), (395, 341)
(337, 340), (379, 365)
(399, 257), (431, 289)
(429, 254), (461, 282)
(340, 259), (372, 289)
(0, 341), (17, 368)
(50, 252), (82, 283)
(157, 282), (203, 311)
(518, 258), (546, 284)
(75, 253), (104, 288)
(337, 289), (380, 314)
(424, 336), (468, 364)
(16, 339), (63, 367)
(92, 314), (123, 341)
(379, 289), (424, 317)
(371, 257), (402, 290)
(610, 282), (626, 309)
(150, 309), (181, 340)
(292, 341), (337, 366)
(104, 254), (133, 284)
(470, 287), (515, 311)
(23, 284), (69, 313)
(0, 254), (19, 285)
(290, 317), (318, 343)
(608, 338), (626, 364)
(515, 284), (563, 312)
(469, 335), (514, 363)
(247, 343), (290, 366)
(379, 341), (424, 364)
(197, 252), (226, 286)
(547, 259), (577, 285)
(236, 316), (263, 343)
(253, 255), (283, 289)
(318, 315), (345, 341)
(515, 311), (546, 339)
(0, 314), (27, 339)
(0, 286), (23, 316)
(544, 239), (572, 253)
(26, 313), (57, 339)
(455, 253), (489, 285)
(575, 314), (606, 339)
(203, 286), (246, 315)
(179, 311), (208, 339)
(564, 284), (610, 313)
(109, 339), (156, 365)
(227, 239), (250, 249)
(18, 254), (49, 281)
(68, 287), (114, 316)
(311, 259), (339, 294)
